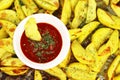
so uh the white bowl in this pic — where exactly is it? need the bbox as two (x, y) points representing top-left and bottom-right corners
(13, 14), (70, 70)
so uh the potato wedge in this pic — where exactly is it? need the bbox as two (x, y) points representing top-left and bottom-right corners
(115, 63), (120, 74)
(98, 30), (119, 56)
(0, 38), (14, 53)
(34, 0), (59, 11)
(0, 0), (14, 10)
(86, 28), (113, 52)
(44, 66), (66, 80)
(0, 67), (29, 76)
(0, 10), (20, 25)
(78, 21), (100, 43)
(90, 30), (119, 72)
(97, 8), (120, 30)
(70, 0), (79, 11)
(86, 0), (97, 23)
(111, 3), (120, 17)
(0, 27), (8, 39)
(34, 70), (42, 80)
(61, 0), (71, 25)
(71, 0), (87, 28)
(108, 55), (120, 80)
(69, 28), (81, 41)
(0, 52), (13, 61)
(66, 62), (97, 80)
(0, 19), (16, 38)
(21, 0), (38, 16)
(14, 0), (26, 20)
(24, 17), (42, 41)
(72, 40), (95, 64)
(1, 58), (25, 67)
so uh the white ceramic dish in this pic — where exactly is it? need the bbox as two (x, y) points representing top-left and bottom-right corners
(13, 13), (70, 70)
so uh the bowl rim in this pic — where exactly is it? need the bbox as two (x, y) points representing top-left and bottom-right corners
(13, 13), (70, 70)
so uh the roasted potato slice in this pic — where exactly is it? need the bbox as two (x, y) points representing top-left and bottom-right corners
(14, 0), (26, 20)
(107, 55), (120, 80)
(0, 19), (16, 38)
(71, 0), (87, 28)
(90, 30), (119, 72)
(86, 28), (113, 53)
(0, 67), (29, 76)
(86, 0), (97, 23)
(70, 0), (79, 11)
(0, 0), (14, 10)
(34, 0), (59, 11)
(115, 63), (120, 74)
(97, 8), (120, 30)
(61, 0), (71, 25)
(44, 66), (66, 80)
(0, 27), (8, 39)
(24, 17), (42, 41)
(72, 40), (95, 64)
(66, 62), (97, 80)
(69, 21), (99, 41)
(1, 58), (25, 67)
(0, 38), (14, 53)
(21, 0), (38, 16)
(0, 10), (20, 25)
(69, 28), (81, 41)
(34, 70), (42, 80)
(78, 21), (100, 43)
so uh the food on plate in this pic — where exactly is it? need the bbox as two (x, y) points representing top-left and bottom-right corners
(24, 17), (41, 41)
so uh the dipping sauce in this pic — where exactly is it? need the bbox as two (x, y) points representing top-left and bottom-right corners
(20, 23), (62, 63)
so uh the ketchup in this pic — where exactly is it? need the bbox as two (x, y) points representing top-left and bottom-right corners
(20, 23), (62, 63)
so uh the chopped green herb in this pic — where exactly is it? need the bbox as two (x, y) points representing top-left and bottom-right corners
(36, 51), (42, 57)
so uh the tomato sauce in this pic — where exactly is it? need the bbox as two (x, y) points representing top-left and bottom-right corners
(20, 23), (62, 63)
